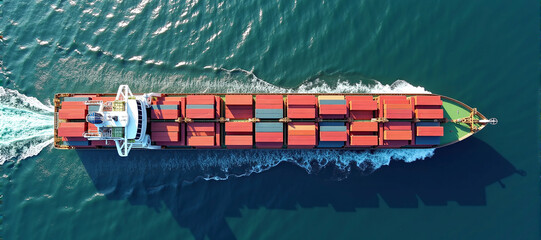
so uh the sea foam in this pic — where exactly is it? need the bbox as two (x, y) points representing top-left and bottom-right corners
(0, 87), (54, 165)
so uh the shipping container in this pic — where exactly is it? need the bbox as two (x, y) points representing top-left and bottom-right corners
(225, 122), (253, 132)
(349, 122), (378, 132)
(350, 135), (378, 146)
(414, 96), (442, 106)
(287, 95), (316, 105)
(287, 123), (316, 146)
(58, 122), (87, 137)
(415, 109), (444, 119)
(58, 108), (87, 119)
(225, 95), (253, 105)
(384, 131), (412, 140)
(187, 136), (215, 146)
(416, 126), (444, 136)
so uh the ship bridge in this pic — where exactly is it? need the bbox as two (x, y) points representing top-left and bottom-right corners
(81, 85), (159, 156)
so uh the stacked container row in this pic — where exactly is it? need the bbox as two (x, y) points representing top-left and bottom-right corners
(348, 122), (378, 147)
(58, 97), (90, 120)
(255, 95), (283, 119)
(151, 122), (185, 146)
(151, 97), (183, 120)
(225, 95), (253, 119)
(318, 96), (347, 119)
(346, 96), (377, 120)
(318, 122), (346, 148)
(186, 95), (220, 119)
(287, 95), (316, 119)
(186, 122), (220, 148)
(413, 96), (444, 119)
(255, 122), (283, 148)
(287, 122), (316, 148)
(225, 122), (253, 148)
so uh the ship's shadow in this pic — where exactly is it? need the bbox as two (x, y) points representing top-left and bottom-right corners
(77, 137), (521, 240)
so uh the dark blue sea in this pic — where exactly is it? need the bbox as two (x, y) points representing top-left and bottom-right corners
(0, 0), (539, 239)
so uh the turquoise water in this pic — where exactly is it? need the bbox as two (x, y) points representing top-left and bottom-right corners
(1, 0), (539, 239)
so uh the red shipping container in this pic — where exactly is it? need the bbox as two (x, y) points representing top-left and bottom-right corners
(186, 95), (215, 105)
(151, 122), (180, 132)
(288, 135), (316, 145)
(58, 122), (87, 137)
(187, 136), (215, 146)
(225, 106), (253, 119)
(61, 102), (88, 109)
(225, 122), (253, 133)
(350, 101), (377, 111)
(319, 104), (346, 115)
(384, 131), (412, 140)
(415, 96), (442, 106)
(384, 109), (412, 119)
(186, 108), (214, 119)
(287, 106), (316, 119)
(255, 132), (283, 142)
(225, 95), (253, 105)
(225, 135), (253, 146)
(350, 122), (378, 132)
(350, 135), (378, 146)
(187, 122), (215, 132)
(287, 95), (316, 106)
(59, 108), (87, 119)
(416, 109), (444, 119)
(320, 131), (347, 141)
(416, 126), (444, 136)
(151, 109), (179, 119)
(151, 132), (179, 142)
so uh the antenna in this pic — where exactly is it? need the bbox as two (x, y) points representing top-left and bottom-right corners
(478, 118), (498, 125)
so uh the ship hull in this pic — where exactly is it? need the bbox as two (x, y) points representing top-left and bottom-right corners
(53, 92), (487, 151)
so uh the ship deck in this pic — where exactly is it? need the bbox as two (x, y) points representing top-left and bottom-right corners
(53, 93), (487, 150)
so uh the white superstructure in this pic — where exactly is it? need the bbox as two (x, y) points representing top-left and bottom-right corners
(83, 85), (160, 156)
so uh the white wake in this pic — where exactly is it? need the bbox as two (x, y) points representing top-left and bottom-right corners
(0, 87), (54, 164)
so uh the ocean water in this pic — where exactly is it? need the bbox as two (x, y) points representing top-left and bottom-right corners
(0, 0), (539, 239)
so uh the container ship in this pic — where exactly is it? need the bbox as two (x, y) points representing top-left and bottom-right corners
(53, 85), (497, 157)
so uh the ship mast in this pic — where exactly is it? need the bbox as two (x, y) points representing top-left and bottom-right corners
(452, 108), (498, 132)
